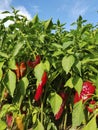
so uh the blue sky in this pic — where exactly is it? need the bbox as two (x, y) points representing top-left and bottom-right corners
(0, 0), (98, 30)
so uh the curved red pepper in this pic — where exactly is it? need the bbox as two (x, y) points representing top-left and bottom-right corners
(34, 71), (47, 101)
(27, 55), (41, 68)
(55, 92), (68, 120)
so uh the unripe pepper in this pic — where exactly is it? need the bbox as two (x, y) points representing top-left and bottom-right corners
(34, 71), (47, 101)
(74, 81), (96, 104)
(27, 55), (41, 68)
(16, 115), (24, 130)
(55, 92), (68, 120)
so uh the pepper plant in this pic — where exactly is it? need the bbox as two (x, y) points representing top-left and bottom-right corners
(0, 8), (98, 130)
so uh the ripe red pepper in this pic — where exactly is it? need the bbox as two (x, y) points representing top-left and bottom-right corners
(86, 100), (96, 113)
(27, 55), (41, 68)
(6, 112), (13, 127)
(15, 63), (20, 80)
(14, 62), (26, 80)
(34, 71), (47, 101)
(19, 62), (27, 78)
(74, 81), (96, 104)
(55, 92), (68, 120)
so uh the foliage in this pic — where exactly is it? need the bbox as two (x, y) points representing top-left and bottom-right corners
(0, 8), (98, 130)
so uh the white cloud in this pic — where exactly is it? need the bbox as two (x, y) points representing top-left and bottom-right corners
(71, 1), (88, 20)
(0, 0), (32, 26)
(0, 0), (12, 10)
(16, 6), (32, 20)
(0, 0), (32, 19)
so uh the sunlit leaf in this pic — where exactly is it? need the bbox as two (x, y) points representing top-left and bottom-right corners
(0, 120), (7, 130)
(49, 92), (62, 115)
(8, 58), (16, 70)
(34, 62), (45, 82)
(4, 69), (16, 97)
(73, 76), (83, 94)
(82, 116), (97, 130)
(72, 100), (85, 127)
(11, 42), (24, 57)
(18, 77), (29, 95)
(62, 55), (75, 74)
(34, 120), (44, 130)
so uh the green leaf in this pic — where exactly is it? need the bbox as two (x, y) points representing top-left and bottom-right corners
(0, 51), (9, 58)
(32, 14), (39, 24)
(39, 34), (46, 43)
(18, 77), (29, 95)
(11, 42), (23, 57)
(4, 69), (16, 97)
(44, 19), (52, 30)
(47, 122), (57, 130)
(52, 43), (63, 49)
(82, 116), (97, 130)
(62, 55), (75, 74)
(65, 77), (74, 88)
(49, 92), (62, 115)
(53, 50), (64, 57)
(8, 58), (16, 69)
(63, 41), (73, 49)
(73, 76), (83, 94)
(0, 104), (10, 118)
(44, 60), (50, 72)
(72, 100), (85, 127)
(82, 58), (98, 64)
(34, 120), (44, 130)
(1, 11), (10, 14)
(34, 62), (45, 82)
(0, 61), (4, 81)
(76, 61), (82, 75)
(0, 120), (7, 130)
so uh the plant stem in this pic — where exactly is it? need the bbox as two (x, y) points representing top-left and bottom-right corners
(41, 100), (43, 124)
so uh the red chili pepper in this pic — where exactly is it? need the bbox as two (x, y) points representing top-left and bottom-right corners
(34, 71), (47, 101)
(86, 100), (96, 113)
(74, 81), (96, 104)
(14, 62), (26, 80)
(19, 62), (27, 78)
(15, 63), (20, 80)
(27, 55), (41, 68)
(55, 92), (68, 120)
(6, 112), (13, 127)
